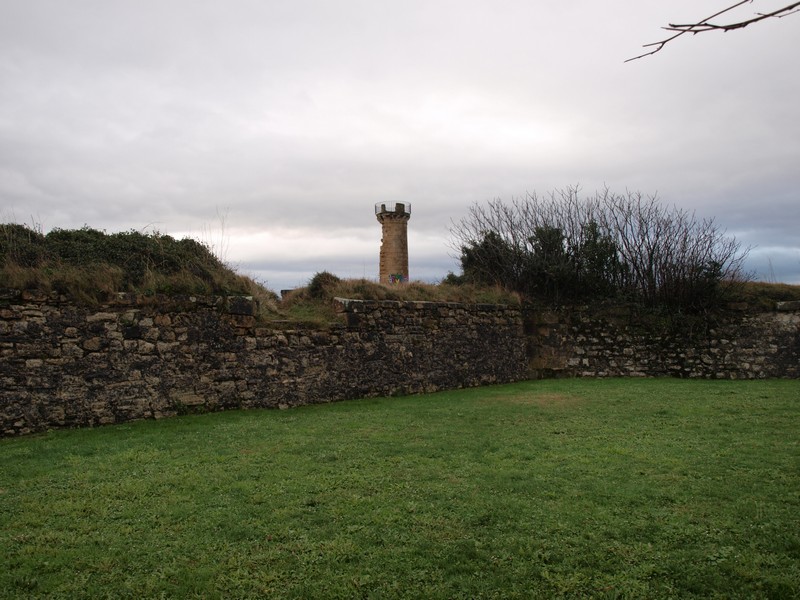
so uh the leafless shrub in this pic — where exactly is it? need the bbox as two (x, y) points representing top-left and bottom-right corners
(449, 187), (750, 311)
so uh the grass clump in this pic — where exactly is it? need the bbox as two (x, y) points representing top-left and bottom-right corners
(306, 270), (341, 300)
(729, 280), (800, 310)
(1, 378), (797, 598)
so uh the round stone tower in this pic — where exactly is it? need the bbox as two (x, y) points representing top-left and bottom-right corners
(375, 202), (411, 284)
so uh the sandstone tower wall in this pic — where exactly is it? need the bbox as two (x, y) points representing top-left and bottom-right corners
(375, 202), (410, 284)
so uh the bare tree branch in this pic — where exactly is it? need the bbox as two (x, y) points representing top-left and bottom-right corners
(627, 1), (800, 62)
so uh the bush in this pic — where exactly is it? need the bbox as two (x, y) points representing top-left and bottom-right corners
(0, 223), (48, 267)
(307, 271), (342, 300)
(450, 187), (750, 311)
(0, 223), (278, 310)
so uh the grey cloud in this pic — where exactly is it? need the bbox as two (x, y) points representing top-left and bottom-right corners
(1, 0), (798, 288)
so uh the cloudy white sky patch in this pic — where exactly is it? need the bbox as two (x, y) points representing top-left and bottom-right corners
(1, 0), (798, 291)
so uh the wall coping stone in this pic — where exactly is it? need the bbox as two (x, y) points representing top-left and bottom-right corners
(333, 297), (515, 312)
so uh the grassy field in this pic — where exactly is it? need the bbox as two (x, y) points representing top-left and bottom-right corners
(1, 379), (798, 599)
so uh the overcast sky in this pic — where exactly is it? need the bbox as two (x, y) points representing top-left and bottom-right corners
(1, 0), (798, 291)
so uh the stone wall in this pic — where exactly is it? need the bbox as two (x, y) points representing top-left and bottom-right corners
(525, 302), (800, 380)
(0, 291), (527, 436)
(2, 290), (798, 437)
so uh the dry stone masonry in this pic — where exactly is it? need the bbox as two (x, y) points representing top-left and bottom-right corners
(1, 289), (797, 436)
(1, 290), (526, 436)
(525, 302), (800, 379)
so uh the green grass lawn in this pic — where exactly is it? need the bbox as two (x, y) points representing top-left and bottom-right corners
(1, 379), (799, 599)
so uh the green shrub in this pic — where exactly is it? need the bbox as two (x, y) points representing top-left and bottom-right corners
(0, 223), (48, 267)
(307, 271), (342, 300)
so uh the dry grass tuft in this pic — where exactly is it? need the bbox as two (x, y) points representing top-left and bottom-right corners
(731, 280), (800, 309)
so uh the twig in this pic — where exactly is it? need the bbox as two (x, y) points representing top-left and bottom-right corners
(626, 1), (800, 62)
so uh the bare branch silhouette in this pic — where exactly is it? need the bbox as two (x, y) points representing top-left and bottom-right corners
(627, 1), (800, 62)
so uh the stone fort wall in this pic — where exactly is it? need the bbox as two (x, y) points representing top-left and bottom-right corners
(524, 302), (800, 380)
(1, 291), (526, 436)
(1, 291), (798, 436)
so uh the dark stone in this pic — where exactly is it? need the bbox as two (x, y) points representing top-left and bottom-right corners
(123, 325), (143, 339)
(226, 296), (255, 316)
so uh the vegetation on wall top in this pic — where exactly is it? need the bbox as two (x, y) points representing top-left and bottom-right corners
(0, 223), (278, 311)
(2, 216), (796, 320)
(281, 271), (521, 325)
(0, 223), (518, 324)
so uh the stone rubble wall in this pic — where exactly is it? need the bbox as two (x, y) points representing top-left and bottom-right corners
(0, 291), (527, 436)
(525, 302), (800, 380)
(2, 290), (798, 437)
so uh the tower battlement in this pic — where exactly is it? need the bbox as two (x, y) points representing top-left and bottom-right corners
(375, 202), (411, 216)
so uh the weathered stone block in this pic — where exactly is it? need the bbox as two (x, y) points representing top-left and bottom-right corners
(61, 343), (84, 358)
(86, 312), (117, 323)
(82, 337), (105, 352)
(171, 391), (205, 406)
